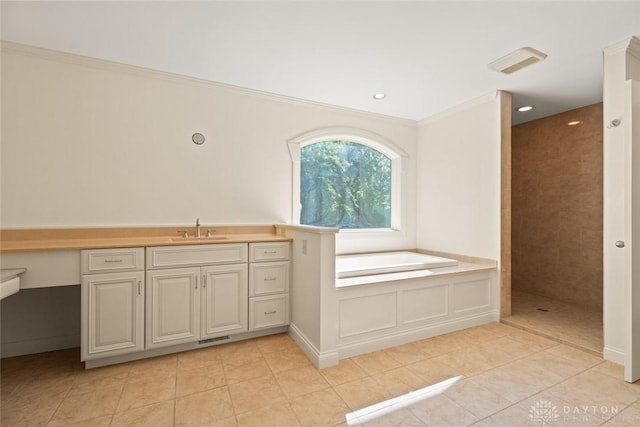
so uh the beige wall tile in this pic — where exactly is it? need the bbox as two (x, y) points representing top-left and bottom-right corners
(512, 103), (603, 309)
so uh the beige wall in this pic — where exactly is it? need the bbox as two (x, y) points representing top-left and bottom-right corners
(416, 92), (505, 261)
(512, 103), (603, 308)
(0, 42), (417, 254)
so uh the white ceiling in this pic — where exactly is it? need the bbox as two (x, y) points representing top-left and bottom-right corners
(2, 1), (639, 124)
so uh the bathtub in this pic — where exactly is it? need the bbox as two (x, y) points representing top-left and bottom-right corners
(335, 251), (458, 278)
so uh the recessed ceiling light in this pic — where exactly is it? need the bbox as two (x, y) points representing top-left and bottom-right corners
(516, 105), (534, 112)
(567, 120), (583, 126)
(373, 93), (386, 100)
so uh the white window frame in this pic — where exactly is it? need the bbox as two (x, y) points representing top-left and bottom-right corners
(288, 127), (407, 233)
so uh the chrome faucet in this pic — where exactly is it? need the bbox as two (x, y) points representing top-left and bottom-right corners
(195, 218), (201, 238)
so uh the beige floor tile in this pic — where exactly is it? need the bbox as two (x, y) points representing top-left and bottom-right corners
(218, 340), (263, 369)
(275, 365), (330, 399)
(517, 393), (607, 427)
(177, 345), (222, 370)
(224, 358), (274, 385)
(263, 348), (313, 373)
(125, 355), (178, 384)
(1, 393), (66, 427)
(471, 342), (517, 367)
(543, 344), (602, 367)
(67, 371), (129, 396)
(545, 370), (640, 409)
(482, 404), (537, 427)
(72, 362), (131, 385)
(486, 336), (545, 359)
(604, 400), (640, 426)
(412, 334), (466, 356)
(116, 376), (175, 413)
(505, 291), (603, 355)
(473, 322), (520, 338)
(111, 400), (174, 427)
(383, 342), (431, 365)
(319, 358), (368, 387)
(1, 323), (618, 427)
(473, 362), (556, 404)
(409, 393), (478, 427)
(430, 348), (494, 377)
(352, 350), (401, 375)
(405, 358), (461, 386)
(334, 376), (393, 411)
(290, 388), (350, 427)
(362, 408), (426, 427)
(370, 367), (427, 397)
(254, 333), (300, 354)
(237, 401), (301, 427)
(176, 361), (227, 397)
(48, 385), (122, 425)
(175, 387), (235, 426)
(520, 349), (590, 380)
(592, 360), (625, 380)
(444, 378), (512, 419)
(52, 415), (113, 427)
(228, 374), (287, 414)
(2, 374), (74, 409)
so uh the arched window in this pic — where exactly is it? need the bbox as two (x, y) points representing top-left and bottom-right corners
(288, 127), (406, 231)
(301, 140), (391, 228)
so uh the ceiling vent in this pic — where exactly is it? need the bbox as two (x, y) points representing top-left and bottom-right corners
(488, 47), (547, 74)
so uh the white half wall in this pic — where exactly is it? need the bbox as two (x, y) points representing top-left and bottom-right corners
(416, 92), (503, 261)
(1, 42), (417, 256)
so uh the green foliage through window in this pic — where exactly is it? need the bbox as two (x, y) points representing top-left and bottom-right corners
(300, 140), (391, 229)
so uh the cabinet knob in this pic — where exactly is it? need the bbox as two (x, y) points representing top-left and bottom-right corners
(616, 241), (625, 248)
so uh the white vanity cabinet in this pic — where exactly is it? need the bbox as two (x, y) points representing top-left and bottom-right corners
(249, 243), (290, 330)
(81, 248), (145, 361)
(145, 244), (248, 349)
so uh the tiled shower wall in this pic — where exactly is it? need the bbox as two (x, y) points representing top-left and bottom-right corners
(511, 103), (603, 309)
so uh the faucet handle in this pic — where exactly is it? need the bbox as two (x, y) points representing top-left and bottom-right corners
(177, 230), (189, 238)
(206, 229), (213, 237)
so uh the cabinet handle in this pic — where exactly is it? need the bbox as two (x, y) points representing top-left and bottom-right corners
(195, 276), (198, 289)
(203, 274), (207, 288)
(104, 259), (123, 263)
(264, 277), (277, 281)
(263, 250), (277, 254)
(264, 310), (277, 315)
(137, 281), (141, 295)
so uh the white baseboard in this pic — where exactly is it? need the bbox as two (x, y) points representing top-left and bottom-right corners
(335, 312), (498, 360)
(604, 345), (625, 364)
(288, 323), (339, 369)
(1, 334), (80, 358)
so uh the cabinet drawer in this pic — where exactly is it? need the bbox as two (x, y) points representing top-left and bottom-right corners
(82, 248), (144, 274)
(249, 261), (289, 296)
(249, 294), (289, 330)
(249, 242), (289, 262)
(147, 244), (248, 269)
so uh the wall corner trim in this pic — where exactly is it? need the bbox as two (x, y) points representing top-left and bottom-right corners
(417, 91), (500, 127)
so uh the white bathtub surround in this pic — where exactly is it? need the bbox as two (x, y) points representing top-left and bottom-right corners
(278, 225), (499, 368)
(335, 251), (458, 278)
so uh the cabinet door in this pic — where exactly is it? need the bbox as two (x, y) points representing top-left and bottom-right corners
(201, 264), (248, 338)
(81, 271), (144, 360)
(146, 268), (200, 348)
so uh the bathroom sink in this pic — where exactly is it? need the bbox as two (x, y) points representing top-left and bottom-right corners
(171, 236), (229, 242)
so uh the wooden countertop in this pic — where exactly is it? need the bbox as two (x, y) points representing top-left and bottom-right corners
(0, 225), (291, 253)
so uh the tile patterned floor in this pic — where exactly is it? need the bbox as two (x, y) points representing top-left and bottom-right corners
(503, 290), (603, 355)
(2, 322), (636, 426)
